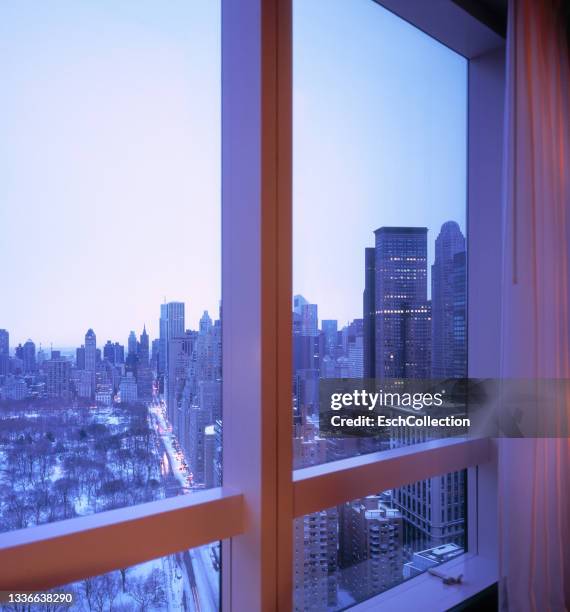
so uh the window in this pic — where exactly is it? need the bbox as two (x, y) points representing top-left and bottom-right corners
(0, 1), (222, 608)
(293, 0), (468, 467)
(0, 1), (504, 610)
(294, 470), (467, 610)
(46, 544), (221, 611)
(293, 1), (469, 608)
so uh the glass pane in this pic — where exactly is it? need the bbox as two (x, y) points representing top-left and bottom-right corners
(292, 0), (467, 465)
(293, 1), (468, 608)
(0, 0), (221, 537)
(1, 543), (221, 611)
(294, 472), (466, 611)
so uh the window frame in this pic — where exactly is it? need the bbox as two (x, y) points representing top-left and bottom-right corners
(0, 1), (505, 610)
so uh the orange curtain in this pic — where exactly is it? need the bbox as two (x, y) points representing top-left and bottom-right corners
(500, 0), (570, 610)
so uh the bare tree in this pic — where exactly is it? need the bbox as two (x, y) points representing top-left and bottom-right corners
(128, 568), (167, 611)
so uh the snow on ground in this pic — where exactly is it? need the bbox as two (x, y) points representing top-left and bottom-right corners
(50, 463), (62, 482)
(190, 545), (220, 611)
(74, 492), (90, 515)
(165, 554), (186, 610)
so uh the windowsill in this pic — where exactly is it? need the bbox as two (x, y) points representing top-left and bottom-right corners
(351, 553), (498, 612)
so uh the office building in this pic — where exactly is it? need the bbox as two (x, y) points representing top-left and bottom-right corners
(431, 221), (466, 378)
(45, 355), (71, 399)
(363, 248), (376, 378)
(22, 339), (36, 374)
(159, 301), (185, 375)
(84, 329), (97, 372)
(0, 329), (9, 357)
(374, 227), (430, 379)
(119, 372), (138, 403)
(339, 496), (403, 601)
(138, 325), (149, 367)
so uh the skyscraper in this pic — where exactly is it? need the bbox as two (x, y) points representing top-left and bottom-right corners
(84, 329), (97, 372)
(22, 340), (36, 374)
(452, 251), (467, 378)
(127, 331), (138, 357)
(138, 325), (149, 367)
(114, 342), (125, 364)
(374, 227), (430, 379)
(431, 221), (466, 378)
(0, 329), (9, 376)
(45, 354), (71, 399)
(321, 320), (338, 358)
(76, 345), (85, 370)
(166, 332), (195, 428)
(294, 508), (338, 611)
(151, 339), (160, 371)
(136, 326), (152, 400)
(119, 371), (138, 403)
(393, 471), (466, 553)
(0, 329), (8, 356)
(159, 302), (185, 375)
(103, 341), (115, 364)
(363, 247), (376, 378)
(126, 331), (139, 376)
(294, 295), (319, 336)
(339, 495), (403, 601)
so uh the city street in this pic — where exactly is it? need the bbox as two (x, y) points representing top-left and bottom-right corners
(149, 399), (219, 612)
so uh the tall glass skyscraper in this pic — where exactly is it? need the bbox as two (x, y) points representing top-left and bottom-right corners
(431, 221), (466, 378)
(84, 328), (97, 373)
(159, 301), (185, 375)
(374, 227), (430, 379)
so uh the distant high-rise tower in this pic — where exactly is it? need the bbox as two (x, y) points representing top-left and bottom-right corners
(159, 302), (185, 375)
(45, 354), (71, 399)
(452, 251), (467, 378)
(136, 326), (152, 400)
(431, 221), (466, 378)
(114, 342), (125, 364)
(84, 329), (97, 372)
(0, 329), (9, 376)
(76, 345), (86, 370)
(363, 248), (376, 378)
(103, 341), (115, 364)
(23, 339), (37, 374)
(321, 320), (338, 358)
(138, 325), (150, 367)
(127, 331), (138, 356)
(151, 339), (160, 371)
(374, 227), (430, 379)
(293, 295), (319, 337)
(0, 329), (9, 356)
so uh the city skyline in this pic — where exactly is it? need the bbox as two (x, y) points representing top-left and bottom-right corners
(1, 219), (466, 611)
(2, 220), (461, 349)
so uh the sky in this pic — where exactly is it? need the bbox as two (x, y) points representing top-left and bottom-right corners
(0, 1), (221, 348)
(293, 1), (467, 325)
(0, 0), (465, 348)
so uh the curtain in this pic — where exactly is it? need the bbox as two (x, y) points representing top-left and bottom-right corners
(500, 0), (570, 610)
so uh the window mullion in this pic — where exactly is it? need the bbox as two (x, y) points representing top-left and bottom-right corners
(221, 0), (293, 610)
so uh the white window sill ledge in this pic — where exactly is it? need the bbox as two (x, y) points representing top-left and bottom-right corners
(351, 553), (498, 612)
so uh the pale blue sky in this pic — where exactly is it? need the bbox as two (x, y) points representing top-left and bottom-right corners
(0, 0), (465, 348)
(0, 1), (221, 347)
